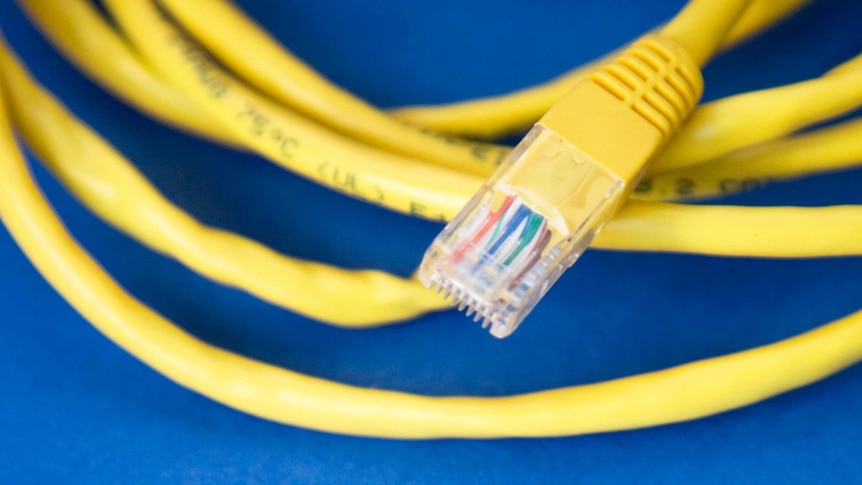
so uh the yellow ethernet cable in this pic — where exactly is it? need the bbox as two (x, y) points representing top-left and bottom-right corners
(419, 34), (706, 337)
(3, 34), (861, 339)
(3, 0), (862, 442)
(3, 77), (862, 439)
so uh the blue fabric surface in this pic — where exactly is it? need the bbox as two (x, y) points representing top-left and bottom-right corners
(1, 0), (861, 482)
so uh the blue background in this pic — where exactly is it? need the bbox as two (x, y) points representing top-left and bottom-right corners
(1, 0), (861, 482)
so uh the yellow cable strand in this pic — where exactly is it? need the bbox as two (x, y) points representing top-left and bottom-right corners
(103, 0), (484, 220)
(3, 83), (862, 439)
(390, 0), (813, 138)
(660, 0), (754, 66)
(597, 202), (862, 257)
(0, 40), (447, 327)
(157, 0), (511, 177)
(722, 0), (814, 47)
(651, 53), (862, 174)
(635, 117), (862, 201)
(14, 0), (241, 146)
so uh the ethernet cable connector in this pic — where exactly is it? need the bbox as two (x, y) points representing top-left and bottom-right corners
(419, 35), (703, 338)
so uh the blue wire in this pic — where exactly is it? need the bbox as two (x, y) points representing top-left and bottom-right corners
(486, 204), (532, 258)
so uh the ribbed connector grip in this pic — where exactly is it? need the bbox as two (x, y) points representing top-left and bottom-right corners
(539, 33), (703, 183)
(591, 35), (703, 139)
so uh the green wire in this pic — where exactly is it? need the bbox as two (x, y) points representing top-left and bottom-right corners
(503, 213), (544, 266)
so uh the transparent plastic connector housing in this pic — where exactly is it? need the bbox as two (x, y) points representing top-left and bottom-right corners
(419, 125), (624, 338)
